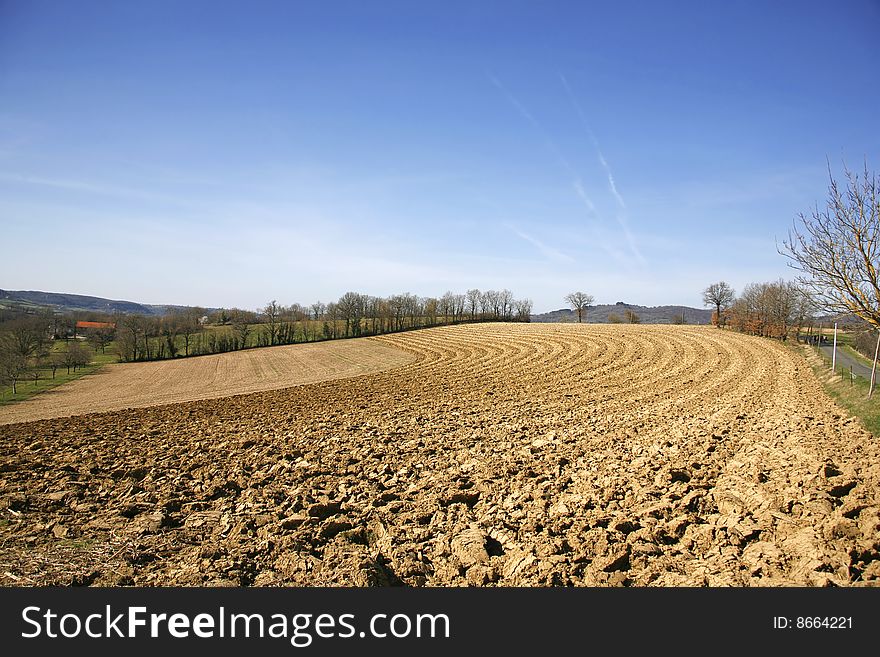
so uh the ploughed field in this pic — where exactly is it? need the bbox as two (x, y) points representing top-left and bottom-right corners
(1, 323), (878, 586)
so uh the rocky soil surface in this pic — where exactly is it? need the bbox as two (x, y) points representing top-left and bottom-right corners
(1, 323), (878, 587)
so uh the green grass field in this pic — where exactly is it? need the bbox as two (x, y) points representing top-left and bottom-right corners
(0, 341), (117, 406)
(0, 321), (337, 406)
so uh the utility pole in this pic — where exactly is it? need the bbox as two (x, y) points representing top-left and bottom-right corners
(832, 322), (838, 373)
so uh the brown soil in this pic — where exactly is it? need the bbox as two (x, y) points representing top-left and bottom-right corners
(0, 338), (415, 425)
(1, 323), (878, 587)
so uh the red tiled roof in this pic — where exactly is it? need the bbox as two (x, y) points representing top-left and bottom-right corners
(75, 321), (116, 329)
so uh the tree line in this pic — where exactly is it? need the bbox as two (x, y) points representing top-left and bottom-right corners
(0, 288), (534, 377)
(113, 288), (532, 362)
(703, 279), (814, 339)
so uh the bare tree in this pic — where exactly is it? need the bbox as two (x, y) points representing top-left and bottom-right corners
(702, 281), (735, 328)
(160, 315), (180, 358)
(321, 302), (337, 338)
(176, 310), (200, 356)
(5, 316), (49, 360)
(364, 296), (383, 334)
(452, 293), (466, 323)
(262, 300), (281, 346)
(499, 289), (515, 321)
(337, 291), (365, 337)
(62, 346), (76, 374)
(50, 352), (63, 379)
(466, 289), (482, 320)
(212, 308), (231, 325)
(424, 297), (439, 326)
(231, 310), (252, 349)
(69, 342), (91, 371)
(406, 294), (421, 328)
(624, 309), (641, 324)
(86, 326), (115, 354)
(479, 291), (493, 320)
(0, 341), (27, 395)
(387, 295), (405, 331)
(729, 279), (809, 339)
(514, 298), (533, 322)
(483, 290), (501, 320)
(61, 342), (91, 374)
(442, 294), (453, 324)
(565, 292), (594, 323)
(117, 314), (146, 362)
(780, 161), (880, 328)
(32, 354), (46, 387)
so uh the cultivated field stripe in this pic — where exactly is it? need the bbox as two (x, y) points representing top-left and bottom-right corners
(0, 338), (416, 425)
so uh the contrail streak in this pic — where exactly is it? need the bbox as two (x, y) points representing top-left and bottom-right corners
(489, 72), (637, 265)
(506, 223), (575, 263)
(572, 178), (596, 215)
(490, 75), (582, 181)
(559, 73), (644, 265)
(559, 73), (627, 210)
(489, 75), (538, 126)
(490, 73), (599, 216)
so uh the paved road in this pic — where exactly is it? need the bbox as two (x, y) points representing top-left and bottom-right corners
(818, 343), (874, 380)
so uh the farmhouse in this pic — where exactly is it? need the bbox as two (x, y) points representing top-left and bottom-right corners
(75, 321), (116, 330)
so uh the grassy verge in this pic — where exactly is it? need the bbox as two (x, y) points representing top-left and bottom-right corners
(840, 343), (875, 368)
(0, 347), (116, 406)
(799, 343), (880, 437)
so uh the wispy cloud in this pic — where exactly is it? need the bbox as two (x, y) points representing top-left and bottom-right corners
(615, 215), (644, 266)
(488, 73), (583, 181)
(559, 73), (644, 265)
(505, 223), (575, 263)
(559, 73), (625, 208)
(489, 73), (646, 267)
(602, 162), (625, 210)
(489, 75), (537, 126)
(0, 172), (188, 206)
(572, 178), (597, 215)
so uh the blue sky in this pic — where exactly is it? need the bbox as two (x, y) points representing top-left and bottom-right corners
(1, 0), (878, 313)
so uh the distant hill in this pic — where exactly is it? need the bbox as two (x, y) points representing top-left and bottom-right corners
(813, 313), (866, 328)
(532, 302), (713, 325)
(0, 289), (204, 316)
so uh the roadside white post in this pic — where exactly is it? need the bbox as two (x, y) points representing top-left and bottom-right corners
(832, 322), (838, 373)
(871, 331), (880, 398)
